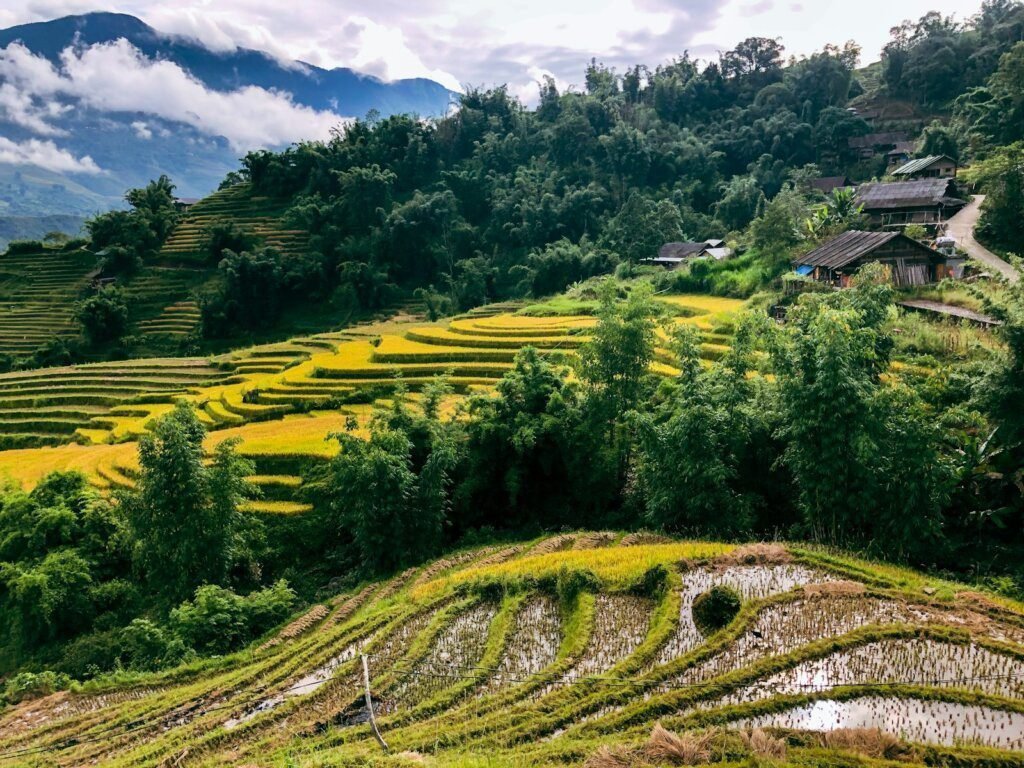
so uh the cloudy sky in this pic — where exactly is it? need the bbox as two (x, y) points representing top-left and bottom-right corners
(0, 0), (987, 175)
(2, 0), (986, 100)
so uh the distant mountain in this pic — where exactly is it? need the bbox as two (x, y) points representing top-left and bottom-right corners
(0, 12), (455, 226)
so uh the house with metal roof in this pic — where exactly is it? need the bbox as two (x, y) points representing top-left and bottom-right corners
(886, 141), (917, 170)
(891, 155), (957, 180)
(855, 178), (966, 228)
(792, 230), (947, 288)
(648, 240), (733, 268)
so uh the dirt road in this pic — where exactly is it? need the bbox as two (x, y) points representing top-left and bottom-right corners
(944, 195), (1018, 283)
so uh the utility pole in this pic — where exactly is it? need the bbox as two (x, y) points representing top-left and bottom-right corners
(361, 654), (389, 753)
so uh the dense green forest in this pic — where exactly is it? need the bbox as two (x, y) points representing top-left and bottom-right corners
(1, 2), (1023, 697)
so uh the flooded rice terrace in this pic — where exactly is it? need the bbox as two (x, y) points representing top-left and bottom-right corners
(482, 597), (561, 694)
(654, 564), (836, 667)
(739, 697), (1024, 750)
(710, 638), (1024, 706)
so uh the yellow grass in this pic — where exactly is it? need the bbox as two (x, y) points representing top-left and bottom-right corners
(657, 294), (746, 315)
(413, 541), (735, 598)
(477, 314), (596, 329)
(0, 442), (138, 489)
(239, 500), (313, 515)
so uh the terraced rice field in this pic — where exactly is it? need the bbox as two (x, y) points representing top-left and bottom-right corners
(0, 247), (95, 356)
(121, 268), (208, 336)
(0, 295), (747, 511)
(4, 537), (1024, 767)
(159, 183), (310, 264)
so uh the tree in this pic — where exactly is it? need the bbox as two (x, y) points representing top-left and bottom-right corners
(203, 222), (258, 264)
(125, 403), (255, 604)
(749, 186), (808, 259)
(577, 280), (658, 414)
(318, 388), (462, 574)
(772, 267), (953, 557)
(602, 192), (684, 262)
(963, 141), (1024, 248)
(0, 473), (131, 658)
(635, 324), (766, 536)
(200, 246), (285, 336)
(917, 120), (962, 161)
(805, 187), (865, 240)
(76, 287), (129, 346)
(86, 176), (179, 267)
(457, 347), (578, 530)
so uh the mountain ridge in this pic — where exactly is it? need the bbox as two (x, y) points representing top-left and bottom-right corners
(0, 11), (455, 233)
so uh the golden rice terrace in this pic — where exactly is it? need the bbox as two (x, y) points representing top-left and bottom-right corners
(0, 294), (745, 514)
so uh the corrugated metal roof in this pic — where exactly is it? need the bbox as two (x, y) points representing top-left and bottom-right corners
(891, 155), (954, 176)
(856, 179), (963, 210)
(794, 231), (901, 269)
(658, 242), (710, 259)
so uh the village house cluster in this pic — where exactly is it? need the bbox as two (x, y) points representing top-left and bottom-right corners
(649, 127), (973, 290)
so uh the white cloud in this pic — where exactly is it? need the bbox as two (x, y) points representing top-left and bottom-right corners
(0, 40), (350, 150)
(130, 120), (151, 139)
(0, 82), (68, 135)
(344, 16), (462, 91)
(1, 0), (989, 109)
(0, 136), (101, 173)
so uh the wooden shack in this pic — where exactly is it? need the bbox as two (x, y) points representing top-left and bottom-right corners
(855, 179), (966, 228)
(649, 240), (732, 268)
(891, 155), (957, 180)
(793, 230), (946, 288)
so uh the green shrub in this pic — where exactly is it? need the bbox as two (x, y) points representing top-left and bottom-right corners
(170, 580), (297, 655)
(2, 671), (71, 705)
(120, 618), (191, 671)
(77, 287), (130, 346)
(692, 585), (741, 634)
(631, 564), (670, 597)
(554, 567), (601, 604)
(4, 240), (44, 255)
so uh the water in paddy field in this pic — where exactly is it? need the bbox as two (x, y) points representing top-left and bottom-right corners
(739, 697), (1024, 750)
(654, 564), (835, 667)
(707, 638), (1024, 707)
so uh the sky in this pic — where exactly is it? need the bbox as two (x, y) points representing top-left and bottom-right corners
(0, 0), (988, 174)
(1, 0), (987, 100)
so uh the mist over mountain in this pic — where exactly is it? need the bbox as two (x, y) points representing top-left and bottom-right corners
(0, 11), (455, 235)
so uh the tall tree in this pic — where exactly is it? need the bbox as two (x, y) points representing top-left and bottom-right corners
(125, 403), (255, 604)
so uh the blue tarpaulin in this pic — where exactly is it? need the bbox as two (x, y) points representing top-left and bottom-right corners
(794, 264), (814, 276)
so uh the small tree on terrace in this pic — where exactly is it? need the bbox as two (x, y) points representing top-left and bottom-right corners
(319, 384), (463, 575)
(125, 403), (257, 605)
(76, 286), (129, 346)
(577, 279), (659, 415)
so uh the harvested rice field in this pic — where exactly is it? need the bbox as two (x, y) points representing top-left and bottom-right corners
(5, 535), (1024, 767)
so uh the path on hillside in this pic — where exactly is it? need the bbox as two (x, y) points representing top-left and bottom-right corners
(945, 195), (1019, 283)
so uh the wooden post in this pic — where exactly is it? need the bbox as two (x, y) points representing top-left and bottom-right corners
(361, 654), (389, 753)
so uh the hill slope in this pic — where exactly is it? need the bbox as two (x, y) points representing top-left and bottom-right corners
(0, 293), (746, 512)
(3, 536), (1024, 766)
